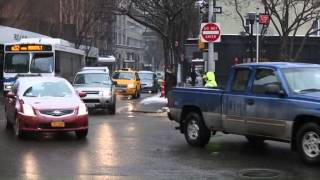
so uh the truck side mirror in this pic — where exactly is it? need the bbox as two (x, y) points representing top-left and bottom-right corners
(266, 84), (285, 97)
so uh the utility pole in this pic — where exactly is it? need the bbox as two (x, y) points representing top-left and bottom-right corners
(208, 0), (215, 72)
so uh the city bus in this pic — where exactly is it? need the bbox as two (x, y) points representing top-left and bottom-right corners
(3, 38), (85, 93)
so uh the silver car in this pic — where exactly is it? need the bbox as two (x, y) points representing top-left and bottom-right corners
(73, 70), (116, 114)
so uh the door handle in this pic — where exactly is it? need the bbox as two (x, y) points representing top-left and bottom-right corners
(247, 99), (255, 105)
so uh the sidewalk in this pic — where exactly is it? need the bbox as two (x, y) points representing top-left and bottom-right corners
(133, 93), (168, 113)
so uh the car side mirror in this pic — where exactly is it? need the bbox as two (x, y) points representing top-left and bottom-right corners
(266, 84), (285, 97)
(78, 92), (87, 98)
(5, 92), (15, 99)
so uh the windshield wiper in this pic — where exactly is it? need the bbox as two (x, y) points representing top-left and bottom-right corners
(298, 88), (320, 93)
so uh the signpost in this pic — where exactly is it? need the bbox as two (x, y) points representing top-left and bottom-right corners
(200, 23), (221, 43)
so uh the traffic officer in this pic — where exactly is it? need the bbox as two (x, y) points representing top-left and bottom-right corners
(204, 71), (217, 88)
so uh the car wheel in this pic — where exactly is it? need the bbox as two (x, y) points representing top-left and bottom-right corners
(133, 89), (138, 99)
(5, 113), (12, 130)
(297, 123), (320, 164)
(245, 135), (265, 145)
(76, 129), (88, 139)
(137, 90), (141, 98)
(109, 103), (116, 115)
(184, 112), (211, 147)
(14, 117), (25, 138)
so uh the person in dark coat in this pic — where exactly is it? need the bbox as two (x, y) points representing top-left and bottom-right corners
(165, 66), (176, 96)
(190, 66), (196, 86)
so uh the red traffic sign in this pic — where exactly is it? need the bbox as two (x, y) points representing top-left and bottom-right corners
(259, 14), (270, 25)
(201, 23), (221, 43)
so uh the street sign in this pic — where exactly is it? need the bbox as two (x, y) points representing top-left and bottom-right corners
(213, 7), (222, 14)
(200, 23), (221, 43)
(259, 14), (270, 25)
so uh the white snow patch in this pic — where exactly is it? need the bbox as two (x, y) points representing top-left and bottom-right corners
(141, 93), (168, 105)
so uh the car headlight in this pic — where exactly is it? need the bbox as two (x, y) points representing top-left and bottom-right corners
(22, 104), (36, 116)
(78, 103), (88, 116)
(127, 83), (135, 88)
(102, 90), (111, 97)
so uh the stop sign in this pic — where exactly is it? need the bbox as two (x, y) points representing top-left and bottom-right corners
(201, 23), (221, 43)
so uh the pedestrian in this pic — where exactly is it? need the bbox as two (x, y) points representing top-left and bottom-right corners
(190, 67), (196, 86)
(202, 71), (208, 86)
(165, 66), (177, 96)
(205, 71), (217, 88)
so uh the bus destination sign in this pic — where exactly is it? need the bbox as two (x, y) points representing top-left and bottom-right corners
(5, 44), (52, 52)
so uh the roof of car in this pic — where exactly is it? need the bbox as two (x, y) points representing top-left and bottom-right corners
(77, 70), (109, 74)
(138, 71), (153, 74)
(235, 62), (320, 69)
(81, 67), (109, 73)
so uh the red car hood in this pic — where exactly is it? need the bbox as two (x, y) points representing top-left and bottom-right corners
(22, 96), (82, 110)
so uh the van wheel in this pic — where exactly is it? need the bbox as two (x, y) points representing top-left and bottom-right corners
(184, 112), (211, 147)
(297, 123), (320, 164)
(109, 103), (116, 115)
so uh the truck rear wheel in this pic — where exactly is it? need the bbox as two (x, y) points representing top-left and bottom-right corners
(297, 122), (320, 164)
(184, 112), (211, 147)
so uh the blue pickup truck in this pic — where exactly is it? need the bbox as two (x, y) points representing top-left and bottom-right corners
(168, 62), (320, 164)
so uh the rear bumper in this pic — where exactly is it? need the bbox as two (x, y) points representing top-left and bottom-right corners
(167, 108), (181, 123)
(17, 113), (89, 132)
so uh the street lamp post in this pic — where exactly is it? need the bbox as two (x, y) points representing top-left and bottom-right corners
(247, 12), (256, 63)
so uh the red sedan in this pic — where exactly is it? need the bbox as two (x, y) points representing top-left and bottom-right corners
(4, 77), (89, 139)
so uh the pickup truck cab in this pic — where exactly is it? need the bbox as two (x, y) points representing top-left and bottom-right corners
(168, 62), (320, 164)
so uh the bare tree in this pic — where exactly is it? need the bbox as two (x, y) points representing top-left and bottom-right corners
(116, 0), (198, 67)
(59, 0), (115, 53)
(233, 0), (320, 60)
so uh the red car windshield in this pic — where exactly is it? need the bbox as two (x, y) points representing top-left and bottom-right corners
(23, 81), (73, 97)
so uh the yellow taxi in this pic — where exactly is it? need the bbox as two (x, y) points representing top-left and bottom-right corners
(112, 68), (141, 98)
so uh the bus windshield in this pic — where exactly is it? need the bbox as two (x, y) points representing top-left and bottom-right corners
(4, 53), (29, 73)
(30, 53), (54, 73)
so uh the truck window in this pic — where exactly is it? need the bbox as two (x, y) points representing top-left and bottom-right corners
(231, 69), (251, 92)
(252, 69), (280, 94)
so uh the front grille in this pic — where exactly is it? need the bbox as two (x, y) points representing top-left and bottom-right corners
(39, 109), (74, 116)
(82, 91), (99, 95)
(83, 99), (100, 103)
(116, 84), (127, 88)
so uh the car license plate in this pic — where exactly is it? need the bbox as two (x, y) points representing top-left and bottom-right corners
(51, 121), (65, 128)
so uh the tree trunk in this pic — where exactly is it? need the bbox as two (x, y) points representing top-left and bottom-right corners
(279, 35), (289, 61)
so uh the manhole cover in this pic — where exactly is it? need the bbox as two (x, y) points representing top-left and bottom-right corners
(238, 169), (283, 179)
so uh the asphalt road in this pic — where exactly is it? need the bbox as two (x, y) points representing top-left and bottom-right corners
(0, 94), (320, 179)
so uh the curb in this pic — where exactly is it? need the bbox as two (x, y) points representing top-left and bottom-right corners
(131, 107), (169, 114)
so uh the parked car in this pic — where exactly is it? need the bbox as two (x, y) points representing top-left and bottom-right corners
(73, 70), (116, 114)
(168, 62), (320, 164)
(138, 71), (159, 93)
(4, 77), (88, 139)
(112, 69), (141, 98)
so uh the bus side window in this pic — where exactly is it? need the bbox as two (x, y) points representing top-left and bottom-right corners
(55, 51), (61, 74)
